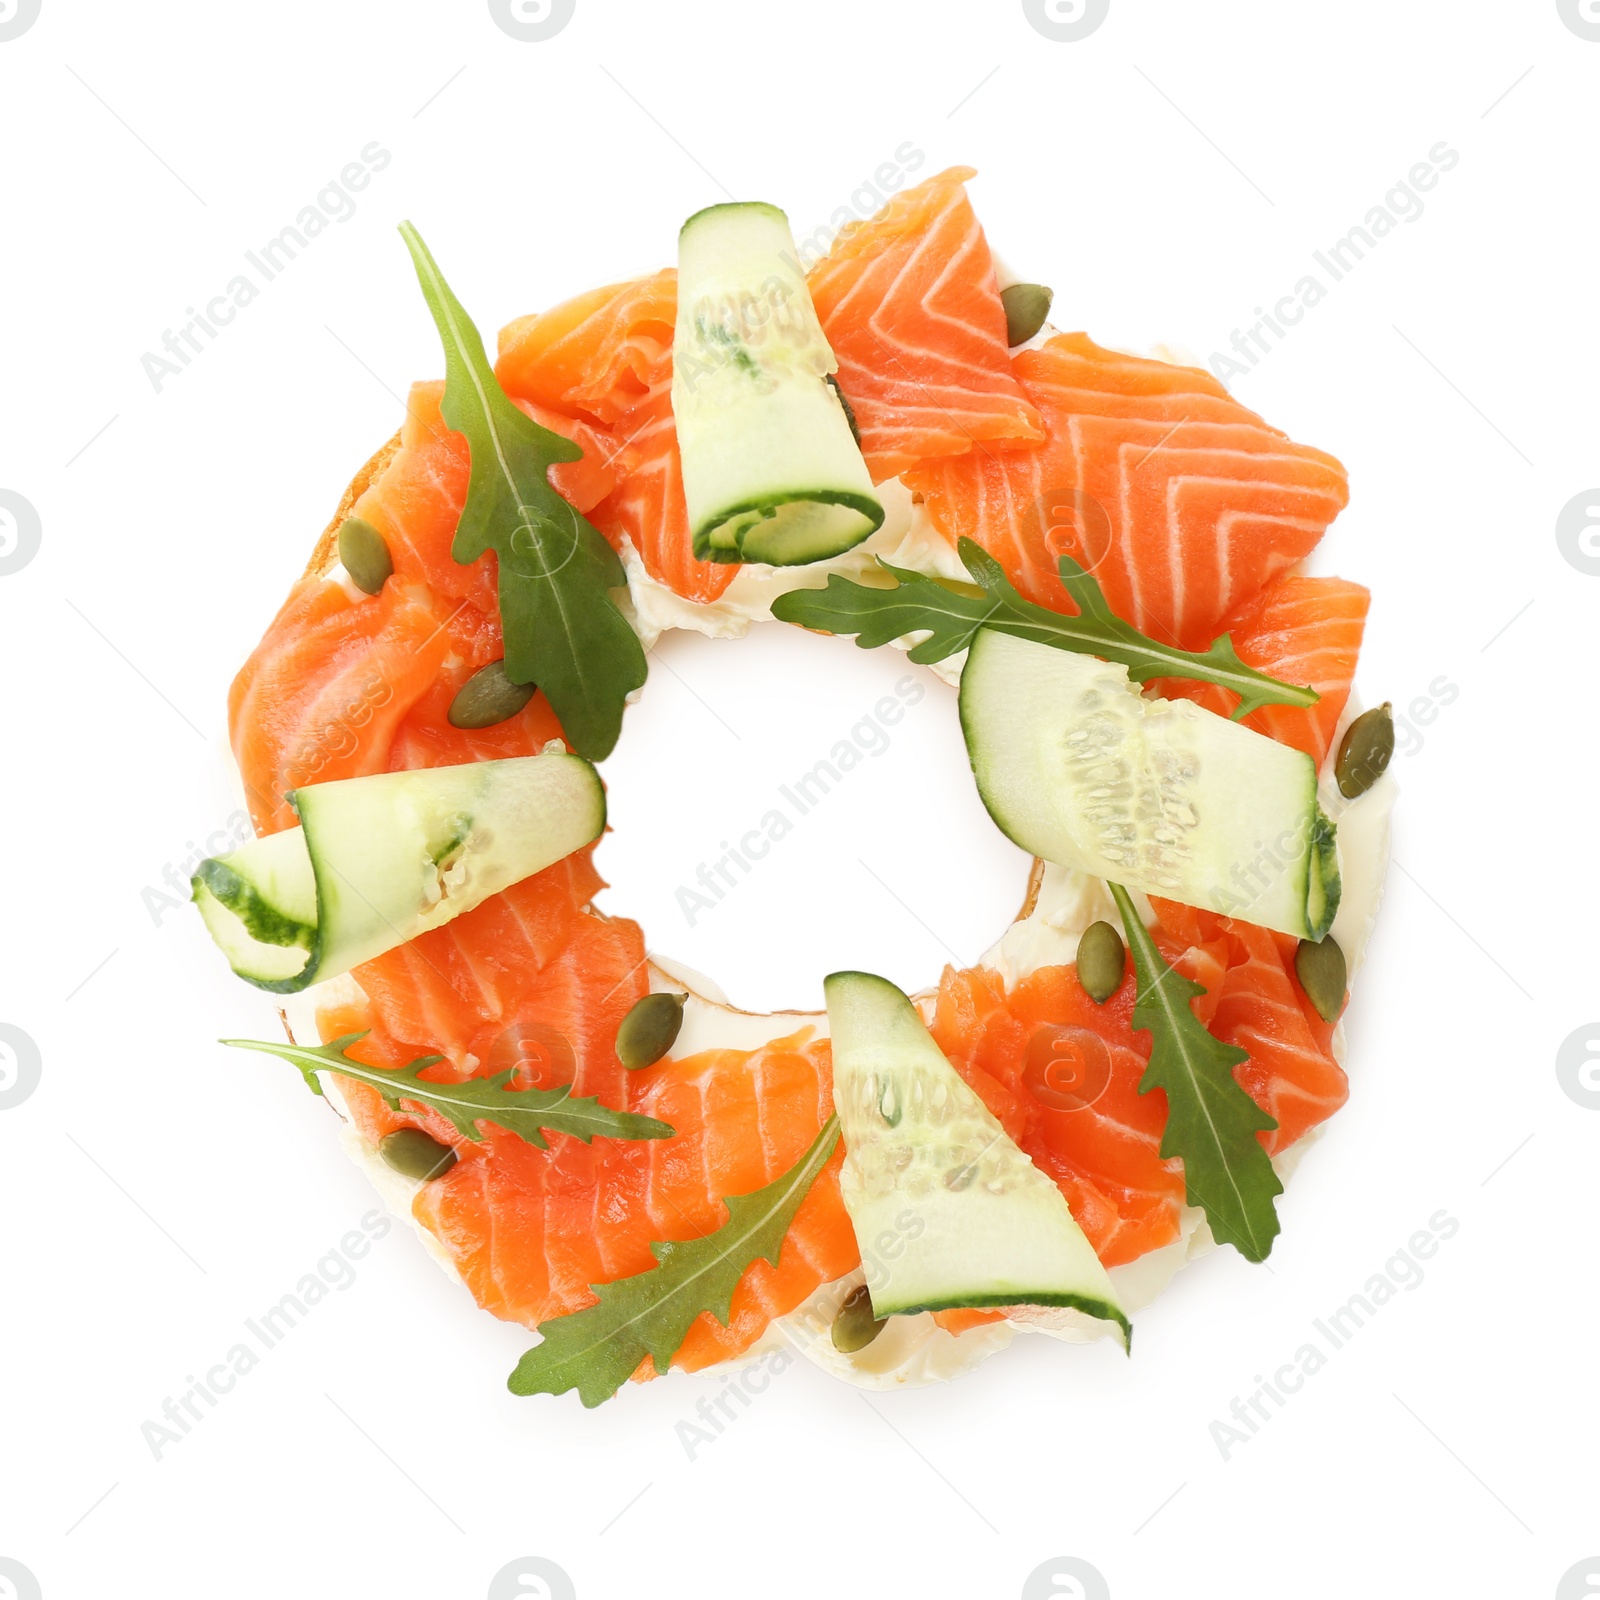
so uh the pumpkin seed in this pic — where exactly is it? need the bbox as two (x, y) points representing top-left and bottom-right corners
(616, 991), (685, 1069)
(1000, 282), (1053, 347)
(337, 516), (392, 595)
(1076, 919), (1126, 1004)
(447, 659), (536, 729)
(379, 1127), (457, 1182)
(1294, 935), (1347, 1023)
(1335, 703), (1394, 799)
(831, 1284), (887, 1353)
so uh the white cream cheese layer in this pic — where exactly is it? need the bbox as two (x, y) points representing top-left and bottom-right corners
(619, 476), (970, 687)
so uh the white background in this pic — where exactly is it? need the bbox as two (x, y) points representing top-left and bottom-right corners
(2, 2), (1597, 1597)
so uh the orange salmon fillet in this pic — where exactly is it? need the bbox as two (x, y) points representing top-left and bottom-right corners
(809, 166), (1045, 481)
(321, 992), (855, 1373)
(929, 896), (1346, 1271)
(230, 578), (455, 834)
(904, 333), (1350, 651)
(590, 390), (735, 605)
(496, 271), (676, 425)
(497, 272), (735, 605)
(1161, 572), (1370, 766)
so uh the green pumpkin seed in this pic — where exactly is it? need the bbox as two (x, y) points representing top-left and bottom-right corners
(616, 991), (686, 1069)
(379, 1127), (458, 1182)
(1335, 703), (1395, 799)
(827, 374), (862, 447)
(1294, 935), (1347, 1023)
(1000, 282), (1053, 347)
(1076, 919), (1127, 1004)
(447, 659), (537, 729)
(831, 1284), (887, 1354)
(338, 516), (393, 595)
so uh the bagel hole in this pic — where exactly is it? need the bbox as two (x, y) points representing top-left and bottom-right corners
(596, 620), (1033, 1015)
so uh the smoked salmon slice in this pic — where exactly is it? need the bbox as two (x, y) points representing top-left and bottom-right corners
(496, 271), (676, 425)
(931, 962), (1185, 1268)
(321, 986), (855, 1370)
(904, 333), (1350, 651)
(1160, 572), (1370, 766)
(230, 380), (620, 831)
(346, 381), (618, 614)
(808, 166), (1045, 481)
(928, 894), (1346, 1270)
(1147, 898), (1347, 1154)
(590, 390), (736, 605)
(230, 577), (456, 835)
(496, 273), (736, 605)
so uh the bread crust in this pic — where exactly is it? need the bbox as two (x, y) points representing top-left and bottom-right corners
(304, 430), (404, 580)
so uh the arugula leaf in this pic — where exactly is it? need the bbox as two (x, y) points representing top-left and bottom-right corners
(773, 561), (998, 665)
(772, 536), (1316, 719)
(1108, 885), (1282, 1261)
(399, 223), (647, 760)
(508, 1114), (840, 1405)
(222, 1033), (674, 1150)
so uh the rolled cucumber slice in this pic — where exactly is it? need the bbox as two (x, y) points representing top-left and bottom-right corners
(673, 202), (884, 566)
(959, 628), (1339, 940)
(824, 970), (1130, 1342)
(193, 754), (605, 993)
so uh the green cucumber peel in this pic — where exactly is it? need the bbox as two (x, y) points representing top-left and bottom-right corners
(1108, 885), (1282, 1261)
(399, 222), (647, 760)
(222, 1033), (673, 1151)
(508, 1114), (840, 1406)
(771, 536), (1318, 719)
(193, 857), (315, 952)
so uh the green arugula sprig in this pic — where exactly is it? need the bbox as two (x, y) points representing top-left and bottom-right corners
(223, 1033), (673, 1150)
(508, 1115), (840, 1405)
(1108, 886), (1282, 1261)
(771, 537), (1317, 720)
(399, 223), (647, 760)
